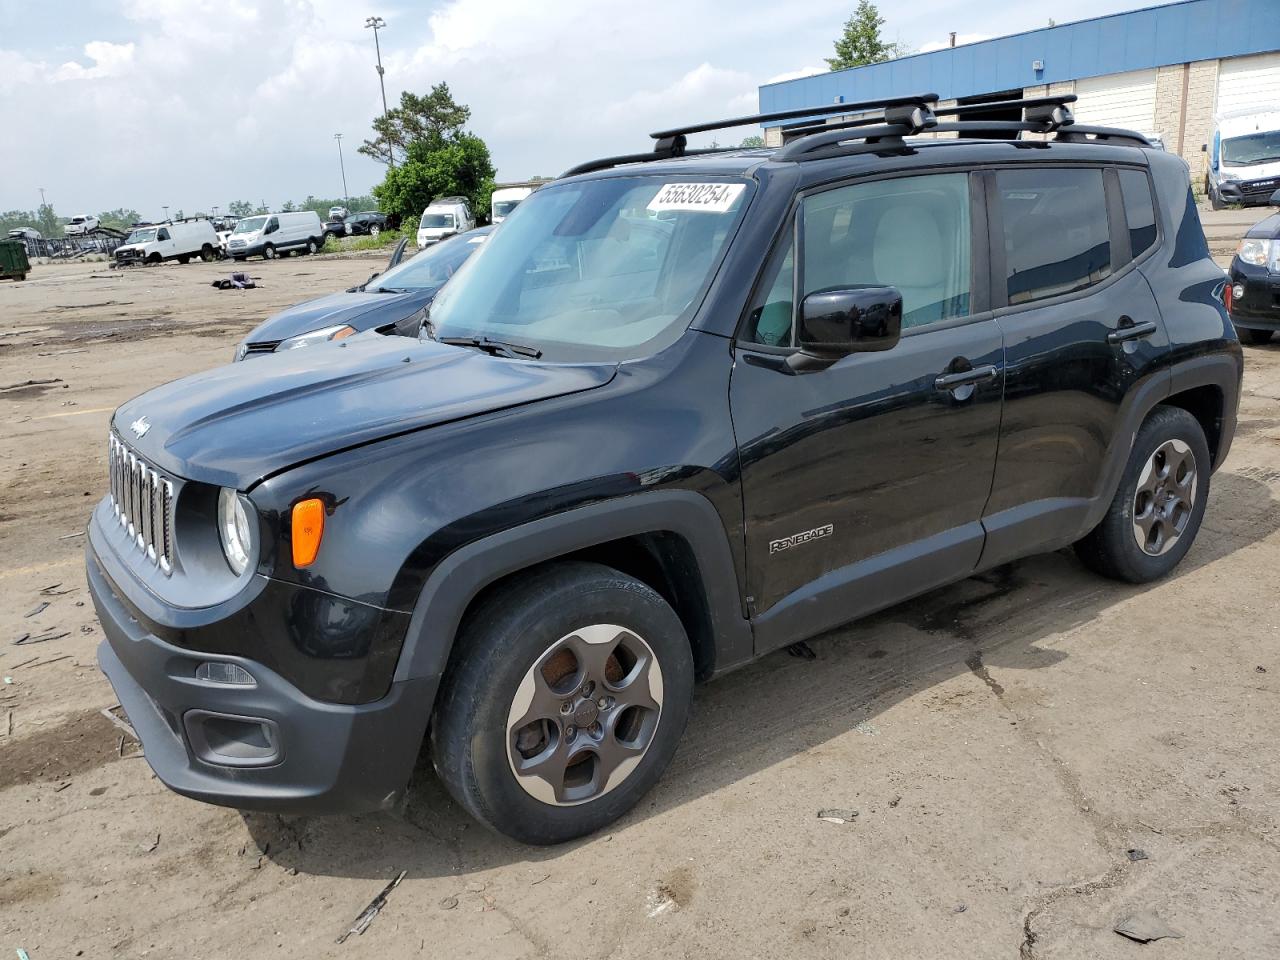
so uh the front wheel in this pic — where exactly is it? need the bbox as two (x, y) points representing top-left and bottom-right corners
(1075, 406), (1210, 583)
(1207, 178), (1224, 211)
(431, 562), (694, 845)
(262, 243), (276, 260)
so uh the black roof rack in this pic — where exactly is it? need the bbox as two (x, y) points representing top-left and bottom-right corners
(559, 91), (1149, 178)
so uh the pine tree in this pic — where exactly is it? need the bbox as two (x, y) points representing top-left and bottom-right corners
(826, 1), (902, 71)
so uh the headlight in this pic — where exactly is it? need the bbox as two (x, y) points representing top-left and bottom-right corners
(1220, 170), (1241, 182)
(279, 324), (356, 350)
(217, 487), (255, 576)
(1236, 238), (1273, 267)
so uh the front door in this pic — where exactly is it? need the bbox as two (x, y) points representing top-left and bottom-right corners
(730, 170), (1005, 652)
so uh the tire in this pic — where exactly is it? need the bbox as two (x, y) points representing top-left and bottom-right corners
(262, 243), (276, 260)
(147, 253), (161, 265)
(1208, 179), (1224, 211)
(431, 561), (694, 845)
(232, 257), (245, 262)
(200, 244), (214, 263)
(305, 239), (318, 255)
(1238, 327), (1272, 346)
(369, 224), (381, 238)
(177, 254), (190, 265)
(1075, 405), (1210, 583)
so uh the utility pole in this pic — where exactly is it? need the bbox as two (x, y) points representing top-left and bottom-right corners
(162, 205), (169, 222)
(334, 133), (350, 206)
(38, 187), (47, 208)
(364, 16), (394, 167)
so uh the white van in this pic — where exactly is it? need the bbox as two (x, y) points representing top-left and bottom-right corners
(491, 185), (536, 223)
(114, 219), (220, 266)
(1204, 107), (1280, 210)
(226, 211), (325, 260)
(417, 197), (475, 248)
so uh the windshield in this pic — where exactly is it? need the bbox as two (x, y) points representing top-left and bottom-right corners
(427, 176), (749, 361)
(125, 228), (157, 244)
(233, 216), (267, 234)
(372, 231), (487, 292)
(420, 212), (456, 229)
(493, 200), (521, 218)
(1222, 130), (1280, 167)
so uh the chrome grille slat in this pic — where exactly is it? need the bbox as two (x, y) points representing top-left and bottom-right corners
(107, 432), (175, 575)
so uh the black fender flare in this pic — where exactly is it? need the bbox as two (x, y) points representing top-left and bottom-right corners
(393, 490), (753, 687)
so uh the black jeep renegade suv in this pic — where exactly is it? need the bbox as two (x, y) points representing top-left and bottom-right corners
(89, 94), (1242, 844)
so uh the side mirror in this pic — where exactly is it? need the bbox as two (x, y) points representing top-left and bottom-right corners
(789, 286), (902, 371)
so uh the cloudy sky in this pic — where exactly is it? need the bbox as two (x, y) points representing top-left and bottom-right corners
(1, 0), (1167, 219)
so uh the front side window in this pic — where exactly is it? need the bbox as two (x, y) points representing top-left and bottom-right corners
(998, 168), (1111, 306)
(1119, 169), (1157, 260)
(801, 172), (971, 329)
(157, 228), (170, 241)
(427, 176), (749, 360)
(371, 231), (485, 292)
(126, 228), (157, 244)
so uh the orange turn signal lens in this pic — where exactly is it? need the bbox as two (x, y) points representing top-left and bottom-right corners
(291, 498), (325, 568)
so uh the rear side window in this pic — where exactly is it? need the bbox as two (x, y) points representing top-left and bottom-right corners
(1119, 169), (1157, 260)
(997, 168), (1111, 306)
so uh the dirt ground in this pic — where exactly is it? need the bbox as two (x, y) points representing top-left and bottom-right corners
(2, 220), (1279, 959)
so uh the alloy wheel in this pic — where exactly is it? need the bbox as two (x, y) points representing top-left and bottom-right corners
(1131, 438), (1197, 556)
(505, 623), (664, 806)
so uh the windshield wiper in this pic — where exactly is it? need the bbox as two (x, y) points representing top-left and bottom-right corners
(438, 335), (542, 359)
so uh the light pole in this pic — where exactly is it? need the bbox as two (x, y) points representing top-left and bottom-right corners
(162, 205), (169, 222)
(38, 187), (47, 208)
(364, 16), (394, 167)
(334, 133), (350, 207)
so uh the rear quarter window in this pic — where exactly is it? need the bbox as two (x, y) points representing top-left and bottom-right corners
(1118, 169), (1158, 260)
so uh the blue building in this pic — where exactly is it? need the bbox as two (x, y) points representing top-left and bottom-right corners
(759, 0), (1280, 175)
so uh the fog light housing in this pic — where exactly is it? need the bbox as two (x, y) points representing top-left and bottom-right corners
(195, 661), (255, 686)
(1233, 283), (1245, 300)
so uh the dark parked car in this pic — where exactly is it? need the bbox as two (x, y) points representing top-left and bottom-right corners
(235, 227), (492, 359)
(1226, 189), (1280, 344)
(89, 93), (1240, 845)
(324, 211), (390, 243)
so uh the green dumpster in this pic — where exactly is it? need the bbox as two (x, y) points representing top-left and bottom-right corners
(0, 238), (30, 281)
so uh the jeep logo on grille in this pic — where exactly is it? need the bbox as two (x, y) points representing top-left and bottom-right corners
(129, 415), (151, 439)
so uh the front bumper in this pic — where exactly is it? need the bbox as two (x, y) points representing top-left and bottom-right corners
(226, 241), (265, 258)
(1229, 262), (1280, 329)
(1218, 176), (1280, 206)
(89, 543), (437, 814)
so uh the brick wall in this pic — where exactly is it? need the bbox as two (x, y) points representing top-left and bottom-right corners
(1181, 59), (1220, 178)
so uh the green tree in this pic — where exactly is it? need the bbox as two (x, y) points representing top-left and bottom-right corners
(359, 83), (471, 166)
(36, 203), (63, 238)
(227, 200), (255, 217)
(372, 133), (495, 226)
(826, 1), (902, 71)
(97, 208), (141, 231)
(0, 209), (39, 235)
(739, 134), (765, 148)
(281, 200), (297, 212)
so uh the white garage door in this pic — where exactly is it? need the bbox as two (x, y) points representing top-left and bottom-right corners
(1217, 52), (1280, 114)
(1072, 69), (1158, 133)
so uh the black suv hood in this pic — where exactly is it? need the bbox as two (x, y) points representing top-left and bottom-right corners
(114, 335), (615, 489)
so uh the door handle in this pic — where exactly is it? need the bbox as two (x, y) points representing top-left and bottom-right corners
(1106, 318), (1158, 344)
(934, 364), (998, 391)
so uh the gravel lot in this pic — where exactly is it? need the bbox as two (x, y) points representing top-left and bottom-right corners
(2, 217), (1279, 959)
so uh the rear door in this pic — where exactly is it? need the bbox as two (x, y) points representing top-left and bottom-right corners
(980, 164), (1169, 566)
(730, 170), (1006, 651)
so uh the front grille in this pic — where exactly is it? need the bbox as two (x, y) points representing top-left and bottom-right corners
(108, 433), (175, 574)
(1240, 178), (1280, 203)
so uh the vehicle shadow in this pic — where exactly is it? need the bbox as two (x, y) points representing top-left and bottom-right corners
(244, 470), (1278, 880)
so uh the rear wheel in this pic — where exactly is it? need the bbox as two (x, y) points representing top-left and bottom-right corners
(1075, 406), (1210, 583)
(1239, 327), (1272, 345)
(305, 238), (318, 255)
(200, 244), (215, 262)
(431, 562), (694, 845)
(369, 224), (381, 238)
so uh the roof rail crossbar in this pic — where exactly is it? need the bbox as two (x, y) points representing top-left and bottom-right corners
(649, 93), (938, 141)
(776, 119), (933, 160)
(941, 93), (1077, 118)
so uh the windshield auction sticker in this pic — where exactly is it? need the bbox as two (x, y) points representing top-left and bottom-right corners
(647, 182), (745, 213)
